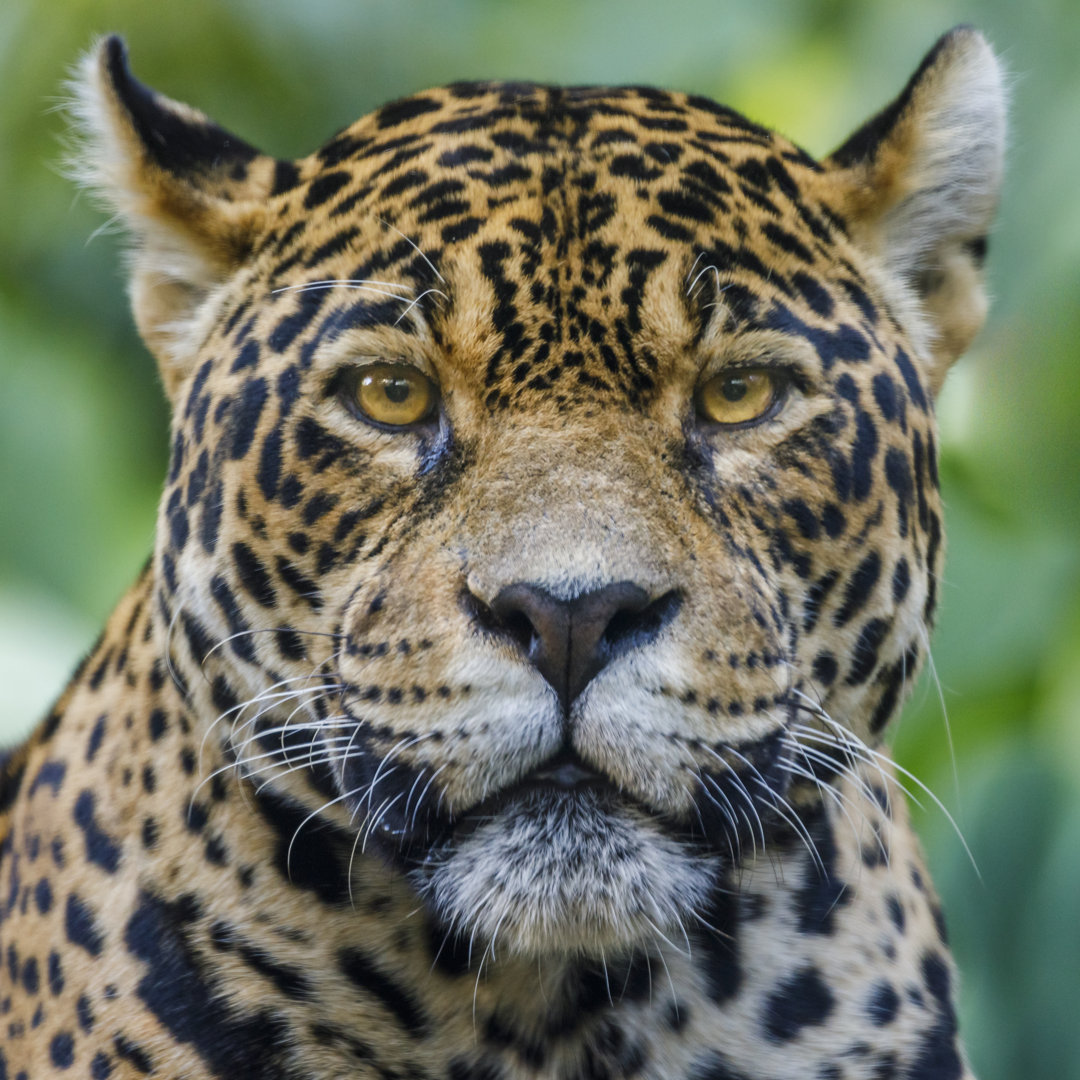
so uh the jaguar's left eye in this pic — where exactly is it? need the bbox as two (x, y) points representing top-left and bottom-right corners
(695, 369), (785, 427)
(340, 363), (438, 429)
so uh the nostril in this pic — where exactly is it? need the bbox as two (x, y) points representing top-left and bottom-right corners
(460, 589), (510, 639)
(462, 585), (554, 658)
(602, 589), (683, 653)
(501, 609), (538, 655)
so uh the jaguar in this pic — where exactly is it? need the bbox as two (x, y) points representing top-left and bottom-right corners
(0, 26), (1004, 1079)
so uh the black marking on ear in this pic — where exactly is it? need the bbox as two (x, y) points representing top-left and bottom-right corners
(103, 36), (258, 177)
(828, 28), (961, 168)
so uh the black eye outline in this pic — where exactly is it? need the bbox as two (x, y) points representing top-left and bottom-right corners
(332, 362), (441, 432)
(693, 366), (792, 431)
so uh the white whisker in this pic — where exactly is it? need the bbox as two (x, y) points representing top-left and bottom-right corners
(378, 218), (447, 284)
(393, 287), (450, 326)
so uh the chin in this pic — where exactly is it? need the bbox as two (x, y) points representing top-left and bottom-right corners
(408, 788), (718, 960)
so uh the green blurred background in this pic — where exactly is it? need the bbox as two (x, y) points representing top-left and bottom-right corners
(1, 0), (1077, 1073)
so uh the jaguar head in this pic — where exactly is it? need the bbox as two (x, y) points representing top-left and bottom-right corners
(72, 30), (1003, 956)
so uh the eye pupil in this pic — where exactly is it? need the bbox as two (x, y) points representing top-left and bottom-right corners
(383, 378), (411, 404)
(721, 377), (748, 402)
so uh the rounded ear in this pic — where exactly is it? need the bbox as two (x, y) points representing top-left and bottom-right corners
(67, 36), (290, 400)
(822, 27), (1006, 394)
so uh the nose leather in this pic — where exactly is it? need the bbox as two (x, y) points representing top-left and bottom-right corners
(490, 581), (652, 708)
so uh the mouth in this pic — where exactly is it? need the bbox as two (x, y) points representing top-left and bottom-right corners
(339, 723), (794, 870)
(444, 748), (624, 842)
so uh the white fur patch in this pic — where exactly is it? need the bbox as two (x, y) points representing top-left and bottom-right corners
(415, 790), (716, 959)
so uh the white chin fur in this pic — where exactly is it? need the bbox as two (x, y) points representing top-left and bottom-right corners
(413, 790), (716, 959)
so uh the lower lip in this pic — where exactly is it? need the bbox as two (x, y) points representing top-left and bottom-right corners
(449, 781), (616, 836)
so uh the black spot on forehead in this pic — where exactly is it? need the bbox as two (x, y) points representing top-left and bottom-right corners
(310, 83), (809, 211)
(275, 82), (883, 422)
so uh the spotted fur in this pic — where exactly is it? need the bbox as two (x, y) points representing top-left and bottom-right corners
(0, 27), (1004, 1079)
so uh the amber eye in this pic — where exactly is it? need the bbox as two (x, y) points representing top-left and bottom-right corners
(695, 369), (782, 426)
(343, 363), (438, 428)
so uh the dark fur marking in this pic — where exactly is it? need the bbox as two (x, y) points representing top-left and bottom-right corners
(65, 893), (104, 956)
(696, 886), (742, 1003)
(377, 95), (443, 129)
(304, 171), (350, 209)
(867, 982), (901, 1026)
(271, 159), (301, 195)
(795, 812), (849, 933)
(829, 29), (955, 167)
(339, 948), (430, 1035)
(72, 791), (121, 873)
(846, 617), (890, 686)
(834, 551), (882, 627)
(691, 1052), (754, 1080)
(103, 37), (257, 179)
(251, 789), (353, 904)
(125, 890), (290, 1075)
(763, 966), (835, 1042)
(232, 542), (277, 608)
(0, 758), (26, 816)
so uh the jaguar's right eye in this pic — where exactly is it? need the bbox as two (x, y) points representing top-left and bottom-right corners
(338, 363), (438, 429)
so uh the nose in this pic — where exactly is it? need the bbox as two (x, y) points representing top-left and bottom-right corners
(485, 581), (680, 709)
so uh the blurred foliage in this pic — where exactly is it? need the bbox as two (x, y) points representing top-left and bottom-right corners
(1, 0), (1078, 1075)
